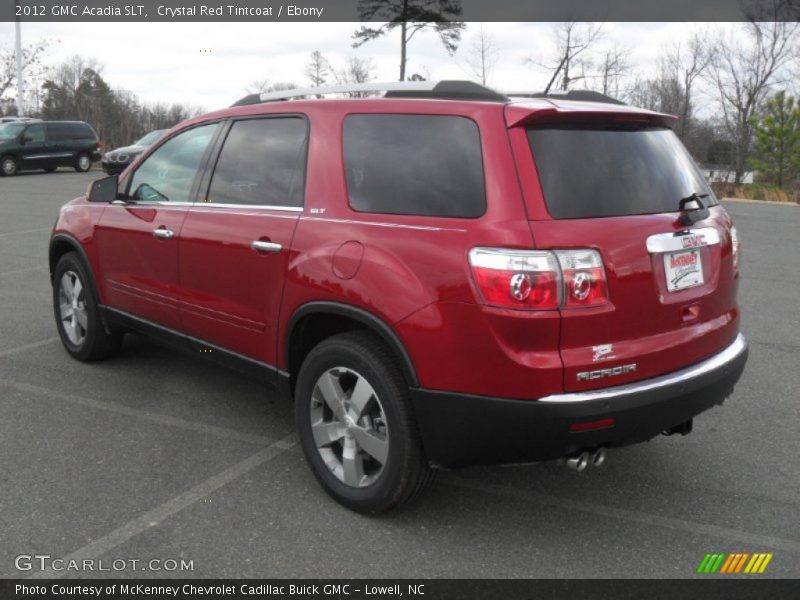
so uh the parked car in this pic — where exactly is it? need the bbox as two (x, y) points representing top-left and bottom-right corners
(49, 81), (748, 514)
(0, 120), (101, 176)
(101, 129), (167, 175)
(0, 116), (40, 124)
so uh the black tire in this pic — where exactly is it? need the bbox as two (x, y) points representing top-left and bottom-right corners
(44, 167), (57, 173)
(1, 155), (17, 176)
(53, 252), (122, 361)
(74, 152), (92, 172)
(295, 331), (432, 514)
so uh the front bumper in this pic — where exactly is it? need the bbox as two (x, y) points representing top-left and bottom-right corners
(410, 334), (748, 468)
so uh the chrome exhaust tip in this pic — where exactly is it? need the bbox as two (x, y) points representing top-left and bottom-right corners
(590, 448), (607, 467)
(565, 451), (589, 472)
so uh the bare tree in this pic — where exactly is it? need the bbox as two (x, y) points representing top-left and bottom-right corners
(305, 50), (331, 87)
(662, 34), (713, 140)
(333, 56), (376, 96)
(463, 25), (499, 85)
(246, 80), (298, 94)
(594, 43), (629, 97)
(530, 21), (604, 94)
(0, 39), (48, 109)
(708, 18), (799, 182)
(352, 0), (465, 81)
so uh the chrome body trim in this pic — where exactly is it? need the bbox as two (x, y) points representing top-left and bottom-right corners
(646, 227), (721, 254)
(538, 334), (747, 403)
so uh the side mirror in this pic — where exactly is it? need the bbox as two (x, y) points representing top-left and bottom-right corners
(87, 175), (119, 203)
(20, 136), (32, 144)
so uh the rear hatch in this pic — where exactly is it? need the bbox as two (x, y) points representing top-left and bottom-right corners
(509, 102), (740, 392)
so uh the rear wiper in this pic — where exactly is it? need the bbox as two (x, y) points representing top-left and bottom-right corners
(678, 192), (710, 226)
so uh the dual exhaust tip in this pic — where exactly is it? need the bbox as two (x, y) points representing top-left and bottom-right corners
(564, 448), (606, 471)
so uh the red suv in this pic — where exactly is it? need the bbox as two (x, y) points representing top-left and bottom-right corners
(49, 81), (748, 513)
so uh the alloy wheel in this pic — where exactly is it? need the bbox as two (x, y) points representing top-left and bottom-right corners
(58, 270), (88, 346)
(310, 367), (389, 488)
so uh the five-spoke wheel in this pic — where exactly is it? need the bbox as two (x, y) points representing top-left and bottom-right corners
(295, 331), (432, 514)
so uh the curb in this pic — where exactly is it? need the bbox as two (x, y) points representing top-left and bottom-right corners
(721, 197), (798, 207)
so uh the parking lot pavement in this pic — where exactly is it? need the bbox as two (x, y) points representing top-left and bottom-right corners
(1, 171), (798, 579)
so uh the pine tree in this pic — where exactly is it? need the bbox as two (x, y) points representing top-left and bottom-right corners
(352, 0), (465, 81)
(750, 91), (800, 190)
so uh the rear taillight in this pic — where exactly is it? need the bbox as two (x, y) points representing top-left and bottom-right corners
(469, 248), (561, 309)
(557, 249), (608, 307)
(730, 226), (740, 272)
(468, 247), (608, 310)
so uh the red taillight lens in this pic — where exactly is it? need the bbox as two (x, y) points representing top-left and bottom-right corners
(469, 248), (561, 309)
(469, 247), (608, 310)
(557, 250), (608, 307)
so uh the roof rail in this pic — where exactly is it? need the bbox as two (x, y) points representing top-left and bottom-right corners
(506, 90), (626, 106)
(231, 80), (510, 107)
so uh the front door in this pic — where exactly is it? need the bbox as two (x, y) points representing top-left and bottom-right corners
(95, 122), (221, 330)
(177, 116), (308, 364)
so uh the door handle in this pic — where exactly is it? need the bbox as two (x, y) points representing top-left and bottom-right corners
(152, 228), (175, 239)
(250, 240), (282, 253)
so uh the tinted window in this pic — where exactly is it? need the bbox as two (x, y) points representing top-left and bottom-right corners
(207, 118), (307, 207)
(527, 126), (716, 219)
(0, 123), (24, 138)
(47, 122), (95, 141)
(343, 115), (486, 218)
(129, 123), (219, 203)
(24, 124), (45, 143)
(135, 129), (166, 146)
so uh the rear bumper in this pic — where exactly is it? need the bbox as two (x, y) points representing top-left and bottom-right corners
(410, 334), (748, 468)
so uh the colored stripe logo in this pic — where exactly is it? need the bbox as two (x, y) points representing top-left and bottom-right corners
(697, 552), (773, 574)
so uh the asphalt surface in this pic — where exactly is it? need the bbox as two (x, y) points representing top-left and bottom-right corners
(0, 170), (798, 579)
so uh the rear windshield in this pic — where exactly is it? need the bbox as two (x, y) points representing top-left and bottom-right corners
(527, 126), (716, 219)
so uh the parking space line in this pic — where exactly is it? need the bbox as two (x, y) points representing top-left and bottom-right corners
(0, 265), (47, 277)
(0, 378), (277, 446)
(0, 227), (53, 238)
(28, 434), (296, 580)
(451, 477), (800, 554)
(0, 337), (59, 359)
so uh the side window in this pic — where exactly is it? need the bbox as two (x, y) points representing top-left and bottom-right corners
(343, 114), (486, 218)
(24, 124), (45, 143)
(128, 123), (219, 203)
(207, 117), (308, 207)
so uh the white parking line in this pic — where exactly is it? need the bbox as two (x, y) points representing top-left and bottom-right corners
(0, 378), (278, 446)
(452, 477), (800, 554)
(0, 265), (46, 277)
(0, 227), (53, 238)
(28, 434), (296, 580)
(0, 337), (58, 359)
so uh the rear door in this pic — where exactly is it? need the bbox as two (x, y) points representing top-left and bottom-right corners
(176, 115), (307, 363)
(515, 116), (739, 392)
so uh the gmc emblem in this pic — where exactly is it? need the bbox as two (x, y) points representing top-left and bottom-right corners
(681, 234), (707, 248)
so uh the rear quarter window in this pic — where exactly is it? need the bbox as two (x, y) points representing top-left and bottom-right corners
(343, 114), (486, 218)
(47, 122), (95, 141)
(527, 126), (716, 219)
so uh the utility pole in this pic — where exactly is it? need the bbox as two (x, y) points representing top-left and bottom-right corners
(15, 1), (25, 116)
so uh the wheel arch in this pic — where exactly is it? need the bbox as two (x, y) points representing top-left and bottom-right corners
(285, 301), (419, 394)
(49, 233), (102, 305)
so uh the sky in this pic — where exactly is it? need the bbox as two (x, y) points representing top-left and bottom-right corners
(1, 21), (725, 112)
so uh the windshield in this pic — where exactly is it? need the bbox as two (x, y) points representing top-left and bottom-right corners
(527, 125), (716, 219)
(0, 123), (25, 139)
(134, 129), (166, 146)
